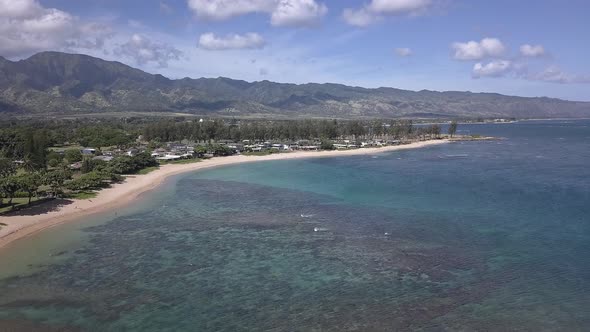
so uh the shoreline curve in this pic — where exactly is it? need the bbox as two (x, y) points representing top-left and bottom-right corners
(0, 139), (449, 250)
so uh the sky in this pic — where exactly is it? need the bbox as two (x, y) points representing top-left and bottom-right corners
(1, 0), (589, 101)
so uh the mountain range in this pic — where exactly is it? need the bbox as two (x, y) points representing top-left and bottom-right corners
(1, 51), (589, 119)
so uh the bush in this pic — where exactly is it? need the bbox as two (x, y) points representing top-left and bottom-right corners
(320, 139), (335, 150)
(208, 144), (235, 156)
(66, 171), (109, 191)
(81, 158), (106, 174)
(13, 191), (30, 198)
(43, 169), (73, 197)
(110, 152), (157, 174)
(65, 149), (83, 163)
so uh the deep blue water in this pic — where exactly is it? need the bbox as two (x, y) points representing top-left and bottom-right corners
(0, 120), (589, 331)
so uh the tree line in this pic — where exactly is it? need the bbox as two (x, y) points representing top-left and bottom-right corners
(0, 118), (140, 161)
(0, 152), (157, 210)
(142, 119), (420, 142)
(0, 117), (458, 210)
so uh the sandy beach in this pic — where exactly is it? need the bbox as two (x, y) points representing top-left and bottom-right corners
(0, 139), (448, 250)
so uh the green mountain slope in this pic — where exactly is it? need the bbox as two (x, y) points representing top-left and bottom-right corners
(1, 51), (589, 119)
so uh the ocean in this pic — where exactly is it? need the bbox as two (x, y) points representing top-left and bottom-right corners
(0, 120), (589, 331)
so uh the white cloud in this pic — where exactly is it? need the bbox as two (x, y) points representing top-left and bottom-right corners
(0, 0), (42, 18)
(454, 39), (588, 84)
(270, 0), (327, 27)
(115, 34), (183, 67)
(343, 0), (433, 27)
(526, 66), (590, 84)
(520, 44), (545, 57)
(469, 60), (590, 84)
(69, 23), (114, 50)
(451, 38), (505, 61)
(187, 0), (326, 27)
(342, 8), (376, 27)
(394, 47), (412, 57)
(368, 0), (432, 14)
(198, 32), (266, 50)
(0, 0), (113, 58)
(157, 31), (378, 89)
(128, 19), (145, 29)
(472, 60), (512, 78)
(160, 1), (174, 14)
(187, 0), (273, 20)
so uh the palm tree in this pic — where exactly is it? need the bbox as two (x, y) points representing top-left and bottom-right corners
(17, 173), (42, 204)
(448, 121), (458, 138)
(0, 177), (20, 207)
(22, 155), (36, 173)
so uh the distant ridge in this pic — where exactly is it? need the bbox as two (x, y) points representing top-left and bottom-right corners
(1, 51), (589, 119)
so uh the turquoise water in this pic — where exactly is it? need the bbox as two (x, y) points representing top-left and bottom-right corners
(0, 120), (589, 331)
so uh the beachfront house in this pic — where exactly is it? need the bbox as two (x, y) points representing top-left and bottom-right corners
(93, 155), (114, 162)
(227, 143), (244, 153)
(151, 144), (196, 161)
(167, 143), (192, 153)
(69, 161), (83, 170)
(361, 141), (384, 148)
(82, 148), (96, 155)
(300, 145), (319, 151)
(126, 148), (139, 157)
(155, 154), (182, 161)
(151, 148), (167, 157)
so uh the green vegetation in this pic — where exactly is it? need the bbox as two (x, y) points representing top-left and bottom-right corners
(64, 149), (83, 163)
(15, 172), (42, 204)
(241, 151), (276, 156)
(0, 129), (159, 210)
(0, 159), (16, 178)
(448, 121), (458, 138)
(0, 176), (20, 206)
(0, 197), (44, 214)
(66, 171), (113, 191)
(110, 152), (159, 174)
(66, 191), (98, 200)
(2, 51), (589, 119)
(48, 145), (83, 151)
(143, 119), (415, 142)
(320, 139), (335, 150)
(0, 115), (460, 212)
(136, 166), (160, 174)
(161, 159), (202, 165)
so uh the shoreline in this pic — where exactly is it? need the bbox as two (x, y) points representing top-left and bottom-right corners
(0, 139), (449, 250)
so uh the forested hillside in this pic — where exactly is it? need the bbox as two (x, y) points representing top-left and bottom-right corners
(1, 52), (589, 119)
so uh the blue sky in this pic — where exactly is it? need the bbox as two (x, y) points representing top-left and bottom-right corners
(2, 0), (589, 101)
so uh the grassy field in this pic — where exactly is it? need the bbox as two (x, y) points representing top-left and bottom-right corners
(136, 166), (160, 174)
(0, 197), (43, 214)
(48, 145), (84, 151)
(159, 158), (203, 165)
(66, 191), (98, 200)
(241, 150), (280, 156)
